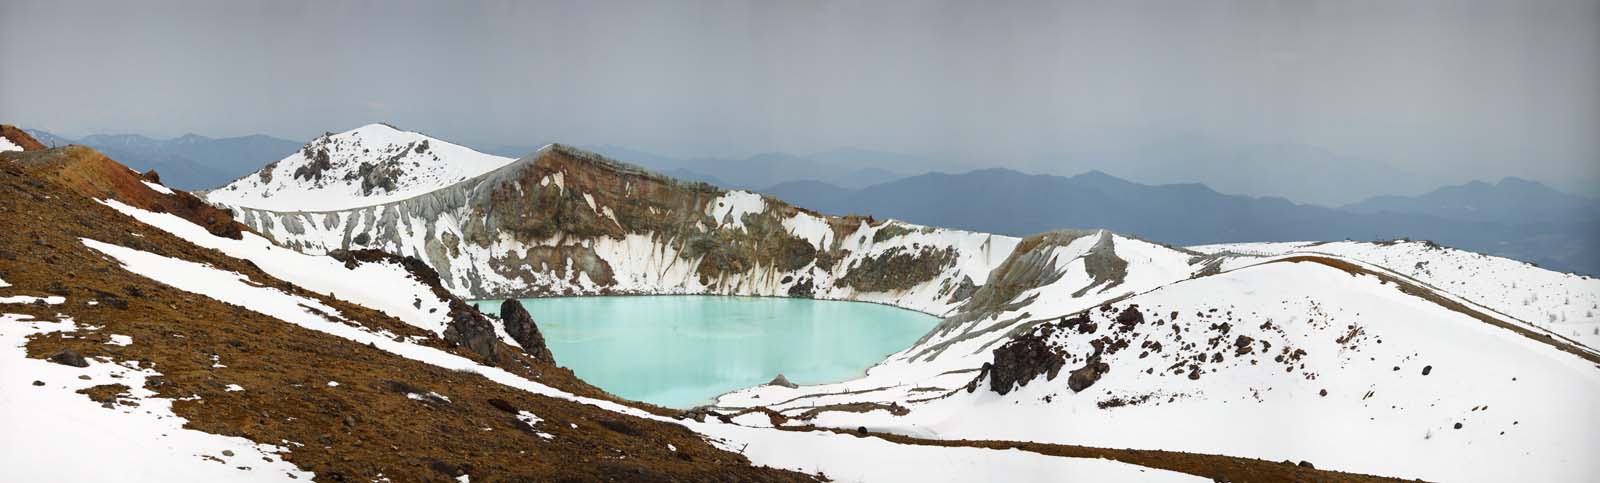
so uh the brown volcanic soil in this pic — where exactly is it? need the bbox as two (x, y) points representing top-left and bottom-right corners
(1, 124), (46, 151)
(783, 426), (1420, 483)
(0, 148), (813, 482)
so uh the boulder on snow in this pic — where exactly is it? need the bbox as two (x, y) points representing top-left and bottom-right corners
(499, 299), (554, 363)
(1067, 358), (1110, 392)
(987, 329), (1067, 395)
(48, 348), (89, 368)
(141, 170), (161, 183)
(767, 374), (798, 388)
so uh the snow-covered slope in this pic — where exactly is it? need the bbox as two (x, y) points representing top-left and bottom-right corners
(716, 255), (1600, 482)
(1192, 240), (1600, 349)
(205, 123), (515, 211)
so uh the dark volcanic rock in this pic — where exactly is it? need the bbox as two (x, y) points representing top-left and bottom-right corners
(767, 374), (798, 388)
(48, 349), (89, 368)
(444, 308), (500, 364)
(499, 299), (554, 363)
(1113, 305), (1144, 332)
(141, 170), (161, 183)
(1422, 365), (1433, 376)
(987, 329), (1067, 395)
(1067, 357), (1110, 392)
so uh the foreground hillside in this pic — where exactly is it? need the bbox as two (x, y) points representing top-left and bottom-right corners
(207, 127), (1600, 482)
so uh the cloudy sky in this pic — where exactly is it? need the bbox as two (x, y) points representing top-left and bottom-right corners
(2, 0), (1596, 204)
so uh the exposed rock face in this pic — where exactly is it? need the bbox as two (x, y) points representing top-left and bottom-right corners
(985, 326), (1067, 395)
(292, 142), (334, 181)
(499, 299), (553, 363)
(834, 246), (957, 292)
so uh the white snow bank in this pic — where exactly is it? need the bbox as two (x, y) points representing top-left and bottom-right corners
(99, 199), (455, 336)
(142, 180), (175, 195)
(705, 191), (766, 231)
(0, 136), (21, 153)
(0, 295), (64, 305)
(0, 313), (312, 482)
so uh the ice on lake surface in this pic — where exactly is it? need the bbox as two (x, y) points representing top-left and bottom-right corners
(471, 296), (939, 408)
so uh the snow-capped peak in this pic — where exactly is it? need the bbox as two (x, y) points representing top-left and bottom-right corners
(206, 123), (514, 212)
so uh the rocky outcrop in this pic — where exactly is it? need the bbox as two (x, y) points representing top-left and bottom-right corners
(1066, 357), (1109, 392)
(835, 245), (957, 292)
(329, 248), (505, 364)
(444, 307), (500, 364)
(983, 326), (1067, 395)
(499, 299), (553, 363)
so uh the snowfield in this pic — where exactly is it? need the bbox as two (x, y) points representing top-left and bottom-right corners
(1193, 240), (1600, 348)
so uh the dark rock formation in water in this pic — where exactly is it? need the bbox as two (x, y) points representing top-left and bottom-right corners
(499, 299), (554, 363)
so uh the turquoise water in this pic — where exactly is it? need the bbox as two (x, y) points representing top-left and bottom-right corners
(470, 296), (939, 408)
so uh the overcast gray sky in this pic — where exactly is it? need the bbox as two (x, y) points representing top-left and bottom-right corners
(2, 0), (1596, 204)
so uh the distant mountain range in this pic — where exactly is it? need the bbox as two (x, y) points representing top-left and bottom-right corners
(484, 144), (918, 190)
(24, 129), (301, 190)
(1341, 176), (1600, 226)
(763, 169), (1600, 276)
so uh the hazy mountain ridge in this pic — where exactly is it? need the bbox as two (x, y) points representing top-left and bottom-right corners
(1342, 176), (1600, 225)
(760, 168), (1600, 276)
(24, 129), (301, 191)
